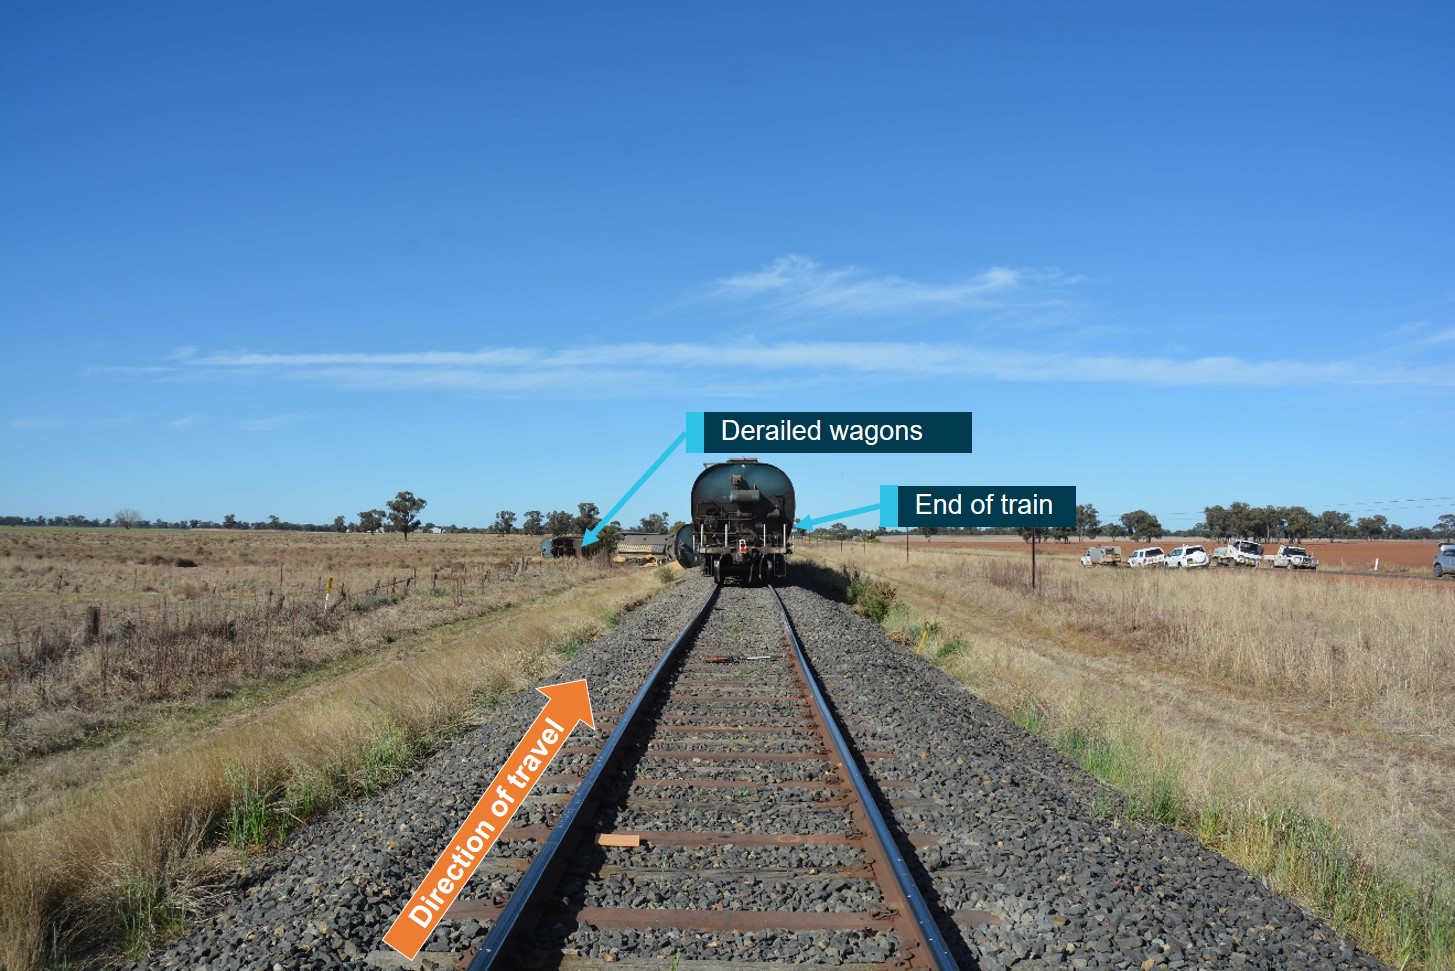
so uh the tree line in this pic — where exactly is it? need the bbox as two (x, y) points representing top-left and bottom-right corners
(0, 494), (682, 548)
(6, 498), (1452, 545)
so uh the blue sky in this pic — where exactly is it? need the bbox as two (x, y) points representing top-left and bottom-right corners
(3, 3), (1452, 530)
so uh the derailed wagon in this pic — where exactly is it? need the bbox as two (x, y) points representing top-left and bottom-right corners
(691, 457), (794, 585)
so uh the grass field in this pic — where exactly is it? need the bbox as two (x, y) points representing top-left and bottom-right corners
(803, 537), (1455, 971)
(1, 528), (547, 793)
(0, 527), (669, 971)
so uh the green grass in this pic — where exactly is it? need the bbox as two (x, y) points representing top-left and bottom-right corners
(222, 765), (270, 852)
(846, 574), (896, 622)
(355, 723), (415, 797)
(117, 869), (187, 959)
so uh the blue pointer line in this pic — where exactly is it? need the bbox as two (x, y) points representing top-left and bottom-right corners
(582, 431), (688, 546)
(795, 503), (881, 532)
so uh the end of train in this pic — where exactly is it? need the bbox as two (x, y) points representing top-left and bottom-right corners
(691, 457), (794, 585)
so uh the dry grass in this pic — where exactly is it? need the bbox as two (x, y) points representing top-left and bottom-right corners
(1, 529), (555, 788)
(804, 540), (1455, 970)
(0, 549), (664, 970)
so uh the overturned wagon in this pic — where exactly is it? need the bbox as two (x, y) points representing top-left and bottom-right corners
(613, 531), (675, 565)
(691, 458), (794, 585)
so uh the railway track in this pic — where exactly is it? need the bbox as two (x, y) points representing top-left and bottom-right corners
(136, 574), (1391, 971)
(455, 582), (966, 969)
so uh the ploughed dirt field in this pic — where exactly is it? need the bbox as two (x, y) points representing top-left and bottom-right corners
(907, 535), (1445, 571)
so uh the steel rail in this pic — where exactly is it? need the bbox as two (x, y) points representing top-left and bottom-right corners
(770, 585), (960, 971)
(466, 584), (720, 970)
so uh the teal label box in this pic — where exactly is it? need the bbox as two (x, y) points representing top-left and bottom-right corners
(880, 485), (1076, 528)
(687, 411), (971, 454)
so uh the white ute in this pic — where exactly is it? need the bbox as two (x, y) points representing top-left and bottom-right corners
(1270, 545), (1318, 570)
(1080, 545), (1123, 567)
(1212, 540), (1264, 567)
(1165, 545), (1211, 568)
(1127, 547), (1166, 568)
(1433, 544), (1455, 579)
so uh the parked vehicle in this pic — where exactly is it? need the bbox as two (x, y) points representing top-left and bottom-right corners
(1434, 544), (1455, 578)
(1212, 540), (1264, 567)
(1127, 547), (1166, 568)
(1165, 545), (1211, 569)
(1079, 545), (1123, 567)
(1270, 545), (1319, 570)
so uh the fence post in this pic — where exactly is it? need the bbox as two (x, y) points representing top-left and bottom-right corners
(87, 606), (101, 644)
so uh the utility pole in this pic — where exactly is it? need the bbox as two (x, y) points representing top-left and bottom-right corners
(1031, 529), (1038, 589)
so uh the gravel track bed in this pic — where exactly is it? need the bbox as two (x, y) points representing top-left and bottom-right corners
(539, 582), (901, 964)
(574, 873), (885, 911)
(135, 575), (1389, 970)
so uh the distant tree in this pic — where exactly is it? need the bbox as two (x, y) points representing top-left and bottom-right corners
(332, 515), (347, 532)
(1247, 505), (1283, 541)
(918, 526), (940, 541)
(115, 508), (142, 530)
(267, 514), (282, 529)
(1119, 510), (1164, 541)
(491, 510), (517, 534)
(1283, 506), (1316, 543)
(358, 508), (386, 533)
(1050, 526), (1074, 543)
(521, 510), (545, 535)
(1355, 514), (1388, 540)
(827, 522), (850, 542)
(1076, 503), (1101, 540)
(222, 513), (238, 529)
(1436, 513), (1455, 540)
(669, 519), (687, 534)
(574, 502), (600, 535)
(1318, 509), (1352, 540)
(635, 511), (670, 533)
(386, 491), (427, 541)
(545, 510), (575, 535)
(1227, 501), (1254, 539)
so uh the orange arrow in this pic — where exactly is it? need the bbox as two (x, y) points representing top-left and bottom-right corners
(382, 679), (594, 959)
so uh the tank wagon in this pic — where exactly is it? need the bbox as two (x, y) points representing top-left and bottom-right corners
(691, 458), (794, 585)
(673, 523), (696, 569)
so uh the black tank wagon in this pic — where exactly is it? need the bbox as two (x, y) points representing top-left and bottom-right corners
(691, 457), (794, 585)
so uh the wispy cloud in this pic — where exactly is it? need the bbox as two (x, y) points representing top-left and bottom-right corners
(127, 341), (1452, 397)
(703, 255), (1077, 318)
(167, 414), (205, 429)
(236, 414), (307, 431)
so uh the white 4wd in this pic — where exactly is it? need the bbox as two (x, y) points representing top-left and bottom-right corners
(1435, 544), (1455, 579)
(1127, 547), (1166, 568)
(1272, 545), (1318, 570)
(1165, 545), (1210, 568)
